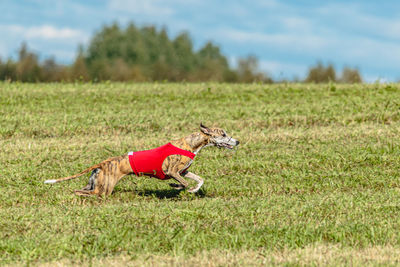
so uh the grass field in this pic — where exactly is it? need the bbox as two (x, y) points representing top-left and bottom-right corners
(1, 82), (400, 266)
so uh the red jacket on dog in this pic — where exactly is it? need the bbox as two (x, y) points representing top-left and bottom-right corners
(128, 143), (196, 180)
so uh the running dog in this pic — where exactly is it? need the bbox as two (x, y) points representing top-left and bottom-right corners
(44, 124), (239, 196)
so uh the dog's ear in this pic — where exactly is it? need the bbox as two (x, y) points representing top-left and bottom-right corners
(200, 123), (212, 135)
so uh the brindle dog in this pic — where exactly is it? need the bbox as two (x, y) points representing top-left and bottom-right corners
(44, 124), (239, 196)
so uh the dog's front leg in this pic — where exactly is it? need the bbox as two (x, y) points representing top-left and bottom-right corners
(184, 172), (204, 193)
(168, 171), (189, 189)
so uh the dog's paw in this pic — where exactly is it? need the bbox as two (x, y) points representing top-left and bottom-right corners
(188, 186), (201, 193)
(169, 183), (185, 190)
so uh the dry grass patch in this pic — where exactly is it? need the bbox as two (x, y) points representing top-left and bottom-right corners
(23, 245), (400, 266)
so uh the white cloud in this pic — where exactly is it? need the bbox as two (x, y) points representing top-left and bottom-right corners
(0, 24), (88, 62)
(25, 25), (85, 40)
(0, 24), (88, 41)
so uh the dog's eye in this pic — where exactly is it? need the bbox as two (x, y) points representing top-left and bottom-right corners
(222, 133), (226, 137)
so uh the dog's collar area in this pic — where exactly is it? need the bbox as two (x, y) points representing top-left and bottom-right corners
(194, 143), (212, 154)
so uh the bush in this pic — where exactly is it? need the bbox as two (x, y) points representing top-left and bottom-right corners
(305, 62), (336, 83)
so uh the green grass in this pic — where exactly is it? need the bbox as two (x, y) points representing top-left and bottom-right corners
(1, 82), (400, 266)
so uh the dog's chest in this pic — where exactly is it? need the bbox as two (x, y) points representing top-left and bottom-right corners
(181, 159), (194, 173)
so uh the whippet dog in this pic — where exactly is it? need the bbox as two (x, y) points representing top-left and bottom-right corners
(44, 124), (239, 196)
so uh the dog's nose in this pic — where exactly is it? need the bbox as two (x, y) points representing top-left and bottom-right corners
(236, 140), (240, 145)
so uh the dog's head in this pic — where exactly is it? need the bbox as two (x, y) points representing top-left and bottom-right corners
(200, 123), (239, 149)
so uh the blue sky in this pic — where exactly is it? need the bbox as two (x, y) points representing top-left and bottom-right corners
(0, 0), (399, 82)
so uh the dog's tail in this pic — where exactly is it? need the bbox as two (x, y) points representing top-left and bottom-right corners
(44, 165), (100, 184)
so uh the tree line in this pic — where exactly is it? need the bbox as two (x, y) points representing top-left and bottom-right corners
(0, 22), (362, 83)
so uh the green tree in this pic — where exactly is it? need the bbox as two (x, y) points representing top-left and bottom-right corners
(172, 32), (197, 80)
(151, 27), (178, 81)
(0, 58), (17, 81)
(124, 23), (148, 66)
(41, 57), (69, 82)
(340, 67), (362, 83)
(305, 62), (336, 83)
(194, 42), (231, 81)
(0, 59), (17, 81)
(81, 22), (260, 82)
(85, 23), (125, 80)
(71, 45), (89, 81)
(16, 43), (42, 82)
(237, 55), (271, 83)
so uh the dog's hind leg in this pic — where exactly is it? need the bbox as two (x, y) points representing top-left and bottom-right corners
(74, 168), (126, 196)
(74, 168), (101, 196)
(80, 168), (99, 190)
(74, 155), (131, 197)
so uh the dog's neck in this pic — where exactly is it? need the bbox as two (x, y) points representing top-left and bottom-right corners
(170, 132), (211, 154)
(185, 132), (211, 154)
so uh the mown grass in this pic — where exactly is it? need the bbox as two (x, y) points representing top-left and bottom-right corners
(1, 82), (400, 266)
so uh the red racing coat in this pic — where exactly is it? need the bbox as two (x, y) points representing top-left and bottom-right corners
(128, 143), (196, 180)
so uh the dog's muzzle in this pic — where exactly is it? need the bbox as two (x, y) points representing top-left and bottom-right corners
(218, 140), (239, 149)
